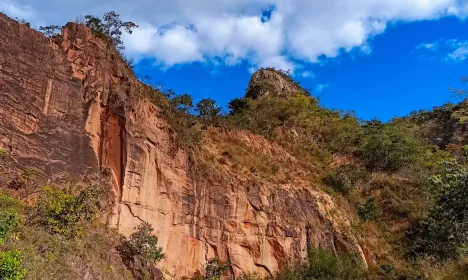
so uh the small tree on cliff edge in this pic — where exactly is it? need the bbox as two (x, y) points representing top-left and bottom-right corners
(84, 11), (138, 50)
(39, 25), (61, 38)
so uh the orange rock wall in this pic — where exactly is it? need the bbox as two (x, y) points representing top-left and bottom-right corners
(0, 13), (366, 279)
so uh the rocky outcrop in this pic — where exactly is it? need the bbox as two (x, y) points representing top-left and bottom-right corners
(0, 13), (366, 279)
(245, 68), (306, 99)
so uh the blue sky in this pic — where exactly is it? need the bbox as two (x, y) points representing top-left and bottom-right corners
(2, 0), (468, 121)
(134, 17), (468, 122)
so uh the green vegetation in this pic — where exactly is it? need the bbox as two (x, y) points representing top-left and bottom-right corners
(0, 185), (158, 280)
(121, 222), (164, 262)
(410, 161), (468, 260)
(272, 248), (367, 280)
(38, 25), (60, 38)
(0, 148), (9, 159)
(34, 187), (103, 237)
(84, 11), (138, 51)
(192, 258), (231, 280)
(359, 121), (425, 171)
(195, 98), (222, 119)
(0, 250), (25, 280)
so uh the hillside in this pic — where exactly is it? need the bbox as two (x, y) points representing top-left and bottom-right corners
(1, 12), (468, 280)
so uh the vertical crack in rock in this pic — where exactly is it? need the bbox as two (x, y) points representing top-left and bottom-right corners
(43, 79), (53, 115)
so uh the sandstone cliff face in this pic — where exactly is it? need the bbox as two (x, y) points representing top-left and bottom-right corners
(0, 13), (366, 278)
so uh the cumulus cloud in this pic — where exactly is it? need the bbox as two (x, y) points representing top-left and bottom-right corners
(2, 0), (468, 71)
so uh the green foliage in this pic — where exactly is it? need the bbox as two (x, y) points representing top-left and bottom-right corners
(192, 258), (231, 280)
(139, 84), (201, 150)
(272, 248), (366, 280)
(380, 263), (394, 275)
(228, 98), (248, 115)
(204, 258), (230, 280)
(357, 197), (377, 221)
(35, 187), (102, 237)
(410, 161), (468, 259)
(170, 93), (194, 113)
(19, 168), (38, 181)
(359, 122), (425, 172)
(227, 93), (362, 156)
(0, 210), (22, 244)
(39, 25), (60, 38)
(0, 250), (25, 280)
(0, 148), (9, 159)
(324, 164), (370, 194)
(122, 222), (164, 262)
(195, 98), (221, 118)
(85, 11), (138, 50)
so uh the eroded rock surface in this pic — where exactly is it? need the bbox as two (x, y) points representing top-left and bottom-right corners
(0, 13), (366, 279)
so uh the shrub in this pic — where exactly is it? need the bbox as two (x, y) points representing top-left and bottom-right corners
(0, 210), (22, 244)
(380, 263), (394, 275)
(34, 187), (102, 237)
(410, 161), (468, 259)
(357, 197), (377, 221)
(204, 258), (230, 280)
(0, 148), (9, 159)
(122, 222), (164, 262)
(324, 165), (370, 194)
(359, 123), (425, 172)
(273, 248), (366, 280)
(20, 168), (38, 181)
(192, 258), (231, 280)
(0, 250), (25, 280)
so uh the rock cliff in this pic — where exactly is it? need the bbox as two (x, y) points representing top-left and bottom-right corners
(0, 13), (366, 278)
(245, 68), (307, 99)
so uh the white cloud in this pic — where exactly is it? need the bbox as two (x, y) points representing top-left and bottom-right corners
(0, 0), (33, 20)
(2, 0), (468, 71)
(416, 42), (440, 51)
(446, 40), (468, 62)
(314, 84), (330, 93)
(301, 71), (316, 79)
(415, 39), (468, 62)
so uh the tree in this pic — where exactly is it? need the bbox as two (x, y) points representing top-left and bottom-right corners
(170, 93), (194, 113)
(39, 25), (61, 38)
(359, 123), (423, 171)
(123, 222), (164, 262)
(84, 11), (138, 50)
(204, 258), (230, 280)
(15, 18), (30, 27)
(195, 98), (221, 118)
(228, 98), (248, 115)
(410, 161), (468, 259)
